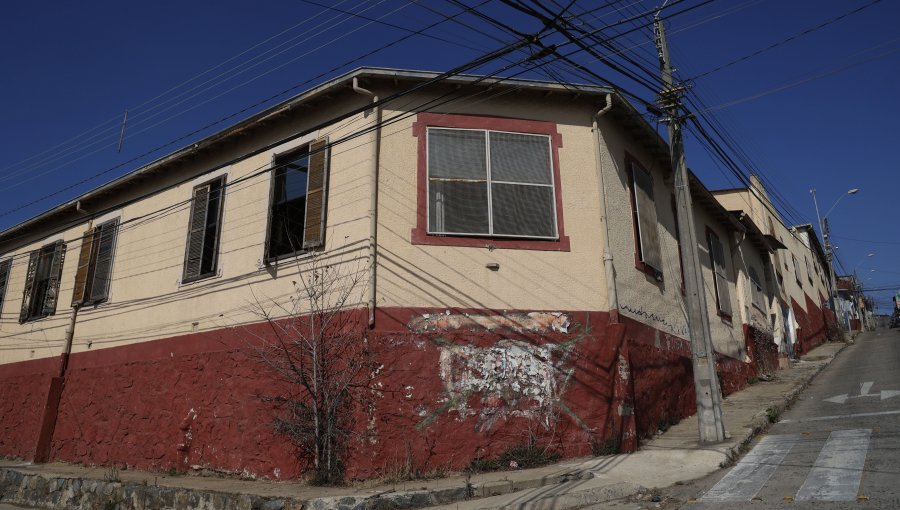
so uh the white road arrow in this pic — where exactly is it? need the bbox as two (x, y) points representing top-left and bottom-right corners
(824, 382), (900, 404)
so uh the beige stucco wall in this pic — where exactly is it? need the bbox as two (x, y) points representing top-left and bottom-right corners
(596, 115), (743, 359)
(0, 97), (376, 365)
(375, 90), (608, 314)
(0, 222), (88, 364)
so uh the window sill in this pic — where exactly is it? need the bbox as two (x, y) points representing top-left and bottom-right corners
(179, 268), (224, 287)
(410, 228), (570, 252)
(634, 260), (663, 282)
(20, 313), (53, 325)
(717, 310), (733, 324)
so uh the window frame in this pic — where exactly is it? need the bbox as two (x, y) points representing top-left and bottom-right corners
(0, 257), (11, 317)
(706, 227), (732, 321)
(20, 240), (66, 323)
(411, 113), (569, 251)
(264, 138), (329, 264)
(73, 218), (120, 307)
(625, 153), (663, 280)
(182, 176), (227, 284)
(748, 265), (765, 312)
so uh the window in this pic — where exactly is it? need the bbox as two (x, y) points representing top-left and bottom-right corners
(183, 177), (225, 283)
(411, 113), (568, 251)
(628, 158), (662, 278)
(748, 266), (765, 311)
(426, 128), (557, 238)
(707, 230), (732, 318)
(792, 254), (802, 287)
(265, 137), (329, 262)
(20, 241), (66, 323)
(73, 219), (119, 306)
(805, 256), (813, 286)
(0, 258), (11, 315)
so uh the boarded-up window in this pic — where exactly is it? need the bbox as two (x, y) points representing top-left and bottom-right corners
(73, 219), (119, 306)
(427, 128), (557, 238)
(629, 161), (662, 275)
(792, 254), (802, 287)
(183, 177), (225, 282)
(0, 258), (11, 316)
(266, 137), (330, 262)
(20, 241), (66, 323)
(707, 231), (732, 318)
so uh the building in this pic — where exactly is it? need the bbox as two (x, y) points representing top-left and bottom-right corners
(712, 179), (836, 358)
(0, 68), (802, 480)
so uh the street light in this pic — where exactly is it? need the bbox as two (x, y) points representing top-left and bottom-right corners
(852, 252), (875, 273)
(810, 187), (859, 332)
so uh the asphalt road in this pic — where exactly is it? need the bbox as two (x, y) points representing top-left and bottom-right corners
(648, 328), (900, 509)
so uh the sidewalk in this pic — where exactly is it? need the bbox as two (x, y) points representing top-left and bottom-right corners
(0, 341), (848, 510)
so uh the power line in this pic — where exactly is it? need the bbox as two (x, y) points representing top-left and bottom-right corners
(0, 0), (508, 221)
(689, 0), (884, 80)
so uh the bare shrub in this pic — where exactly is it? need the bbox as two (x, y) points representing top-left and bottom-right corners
(244, 251), (373, 485)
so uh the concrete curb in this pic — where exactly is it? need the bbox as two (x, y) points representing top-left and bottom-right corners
(718, 341), (848, 469)
(0, 468), (304, 510)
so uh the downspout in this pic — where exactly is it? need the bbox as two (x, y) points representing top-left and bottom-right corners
(592, 94), (619, 322)
(353, 77), (381, 328)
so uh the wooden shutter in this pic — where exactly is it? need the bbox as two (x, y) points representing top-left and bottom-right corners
(72, 229), (96, 306)
(708, 233), (732, 316)
(89, 220), (118, 303)
(0, 258), (11, 314)
(632, 163), (662, 272)
(183, 185), (211, 281)
(42, 242), (66, 316)
(303, 137), (329, 249)
(19, 251), (40, 323)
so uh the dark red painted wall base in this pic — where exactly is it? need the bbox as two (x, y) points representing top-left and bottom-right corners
(0, 307), (758, 480)
(791, 294), (835, 356)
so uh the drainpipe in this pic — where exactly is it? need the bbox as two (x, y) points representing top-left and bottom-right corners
(353, 77), (381, 328)
(592, 94), (619, 321)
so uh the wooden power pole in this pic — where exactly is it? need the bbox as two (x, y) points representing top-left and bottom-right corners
(653, 15), (726, 443)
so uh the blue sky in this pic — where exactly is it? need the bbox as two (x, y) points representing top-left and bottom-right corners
(1, 0), (898, 310)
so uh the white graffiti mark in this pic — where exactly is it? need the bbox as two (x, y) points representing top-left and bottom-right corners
(410, 312), (571, 334)
(437, 339), (573, 431)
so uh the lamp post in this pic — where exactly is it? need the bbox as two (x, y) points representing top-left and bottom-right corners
(811, 188), (859, 333)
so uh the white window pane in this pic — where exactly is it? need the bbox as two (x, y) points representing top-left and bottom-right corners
(489, 132), (552, 184)
(428, 128), (486, 180)
(491, 183), (556, 237)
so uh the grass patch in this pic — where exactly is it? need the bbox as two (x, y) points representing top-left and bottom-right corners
(468, 443), (560, 474)
(591, 437), (621, 456)
(765, 406), (782, 423)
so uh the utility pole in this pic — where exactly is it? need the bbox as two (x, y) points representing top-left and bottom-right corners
(811, 188), (845, 332)
(653, 15), (726, 443)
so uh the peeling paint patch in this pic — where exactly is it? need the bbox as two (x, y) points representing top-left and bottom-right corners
(409, 312), (571, 334)
(435, 339), (573, 431)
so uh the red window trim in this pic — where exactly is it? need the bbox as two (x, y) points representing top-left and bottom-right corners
(410, 112), (570, 252)
(705, 226), (733, 322)
(624, 152), (662, 279)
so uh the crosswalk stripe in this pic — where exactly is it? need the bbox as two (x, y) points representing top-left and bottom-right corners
(700, 434), (801, 502)
(795, 428), (871, 501)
